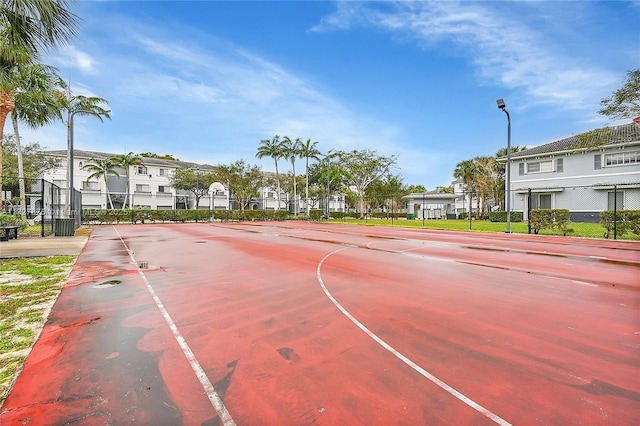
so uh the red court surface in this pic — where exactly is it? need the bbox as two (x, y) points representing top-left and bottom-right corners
(1, 222), (639, 425)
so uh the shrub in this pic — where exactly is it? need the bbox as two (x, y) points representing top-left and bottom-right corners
(600, 210), (640, 239)
(529, 209), (571, 235)
(309, 209), (323, 221)
(0, 214), (29, 229)
(488, 211), (523, 222)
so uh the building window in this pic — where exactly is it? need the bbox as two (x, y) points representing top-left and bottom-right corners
(135, 184), (150, 193)
(159, 168), (168, 177)
(530, 193), (552, 209)
(607, 191), (624, 210)
(82, 181), (100, 191)
(526, 160), (554, 174)
(158, 185), (169, 193)
(604, 151), (639, 167)
(135, 165), (148, 175)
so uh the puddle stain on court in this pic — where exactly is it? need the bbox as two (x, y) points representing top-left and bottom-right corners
(213, 359), (239, 398)
(277, 347), (301, 364)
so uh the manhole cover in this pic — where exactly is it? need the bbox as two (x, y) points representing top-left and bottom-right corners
(94, 279), (122, 288)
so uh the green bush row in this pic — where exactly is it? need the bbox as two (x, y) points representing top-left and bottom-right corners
(487, 211), (523, 222)
(600, 210), (640, 239)
(0, 214), (29, 229)
(529, 209), (571, 235)
(81, 208), (302, 224)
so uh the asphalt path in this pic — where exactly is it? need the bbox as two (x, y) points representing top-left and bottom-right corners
(1, 222), (638, 425)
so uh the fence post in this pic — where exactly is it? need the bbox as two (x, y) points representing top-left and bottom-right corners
(41, 178), (45, 237)
(613, 184), (618, 240)
(527, 188), (532, 234)
(469, 191), (472, 230)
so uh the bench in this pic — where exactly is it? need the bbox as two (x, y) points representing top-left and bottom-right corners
(0, 226), (19, 241)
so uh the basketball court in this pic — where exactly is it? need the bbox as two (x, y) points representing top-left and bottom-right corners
(1, 222), (638, 425)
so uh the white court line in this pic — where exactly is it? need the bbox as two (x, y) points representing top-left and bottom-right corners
(112, 226), (235, 426)
(317, 247), (512, 426)
(572, 280), (599, 288)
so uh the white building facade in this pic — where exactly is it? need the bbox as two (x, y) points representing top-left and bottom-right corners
(505, 122), (640, 222)
(43, 150), (345, 214)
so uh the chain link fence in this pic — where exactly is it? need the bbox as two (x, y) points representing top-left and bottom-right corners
(1, 176), (81, 237)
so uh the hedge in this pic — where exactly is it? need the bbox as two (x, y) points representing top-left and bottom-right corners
(600, 210), (640, 239)
(81, 208), (296, 224)
(529, 209), (571, 235)
(488, 211), (523, 223)
(0, 214), (29, 229)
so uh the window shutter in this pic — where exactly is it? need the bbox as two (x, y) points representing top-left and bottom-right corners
(519, 163), (525, 176)
(556, 158), (563, 173)
(594, 154), (601, 170)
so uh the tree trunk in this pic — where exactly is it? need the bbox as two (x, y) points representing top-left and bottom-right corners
(274, 160), (280, 211)
(305, 157), (310, 217)
(11, 113), (28, 220)
(292, 160), (297, 214)
(0, 91), (16, 210)
(105, 176), (115, 209)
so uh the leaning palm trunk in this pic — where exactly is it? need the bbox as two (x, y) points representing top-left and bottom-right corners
(122, 168), (130, 210)
(0, 91), (16, 210)
(11, 113), (28, 220)
(104, 175), (115, 209)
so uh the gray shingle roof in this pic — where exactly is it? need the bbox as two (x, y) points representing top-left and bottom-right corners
(508, 122), (640, 159)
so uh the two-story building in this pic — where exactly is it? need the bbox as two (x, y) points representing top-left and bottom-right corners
(505, 121), (639, 222)
(42, 150), (346, 214)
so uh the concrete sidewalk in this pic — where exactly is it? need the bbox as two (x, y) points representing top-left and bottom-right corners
(0, 236), (89, 258)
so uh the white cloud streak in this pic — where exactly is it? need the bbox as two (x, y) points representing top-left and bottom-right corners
(312, 1), (619, 112)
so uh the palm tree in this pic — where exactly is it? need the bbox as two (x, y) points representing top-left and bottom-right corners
(54, 83), (110, 211)
(110, 152), (143, 209)
(0, 0), (78, 208)
(256, 135), (285, 210)
(454, 159), (476, 219)
(298, 138), (320, 217)
(473, 156), (498, 217)
(82, 158), (119, 209)
(282, 136), (302, 214)
(10, 62), (64, 219)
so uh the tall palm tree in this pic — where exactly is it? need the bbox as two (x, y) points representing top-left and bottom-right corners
(10, 62), (64, 219)
(282, 136), (302, 214)
(0, 0), (78, 208)
(82, 158), (119, 209)
(110, 152), (143, 209)
(473, 156), (498, 217)
(256, 135), (284, 210)
(298, 138), (320, 217)
(454, 159), (476, 219)
(54, 83), (110, 210)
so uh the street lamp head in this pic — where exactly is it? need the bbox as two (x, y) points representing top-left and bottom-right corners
(496, 99), (506, 110)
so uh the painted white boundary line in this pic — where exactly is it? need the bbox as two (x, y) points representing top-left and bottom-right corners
(112, 226), (235, 426)
(317, 247), (512, 426)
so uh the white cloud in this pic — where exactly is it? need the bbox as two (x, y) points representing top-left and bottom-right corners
(51, 45), (96, 74)
(313, 1), (619, 113)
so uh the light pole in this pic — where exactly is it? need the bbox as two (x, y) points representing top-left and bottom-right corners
(496, 99), (512, 233)
(67, 109), (96, 218)
(196, 167), (200, 210)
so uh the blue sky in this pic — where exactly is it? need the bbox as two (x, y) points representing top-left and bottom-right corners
(25, 0), (640, 188)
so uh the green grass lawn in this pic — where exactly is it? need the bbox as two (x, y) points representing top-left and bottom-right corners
(329, 217), (638, 240)
(0, 256), (76, 405)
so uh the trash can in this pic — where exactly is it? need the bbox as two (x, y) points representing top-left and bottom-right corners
(55, 218), (75, 236)
(407, 213), (416, 220)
